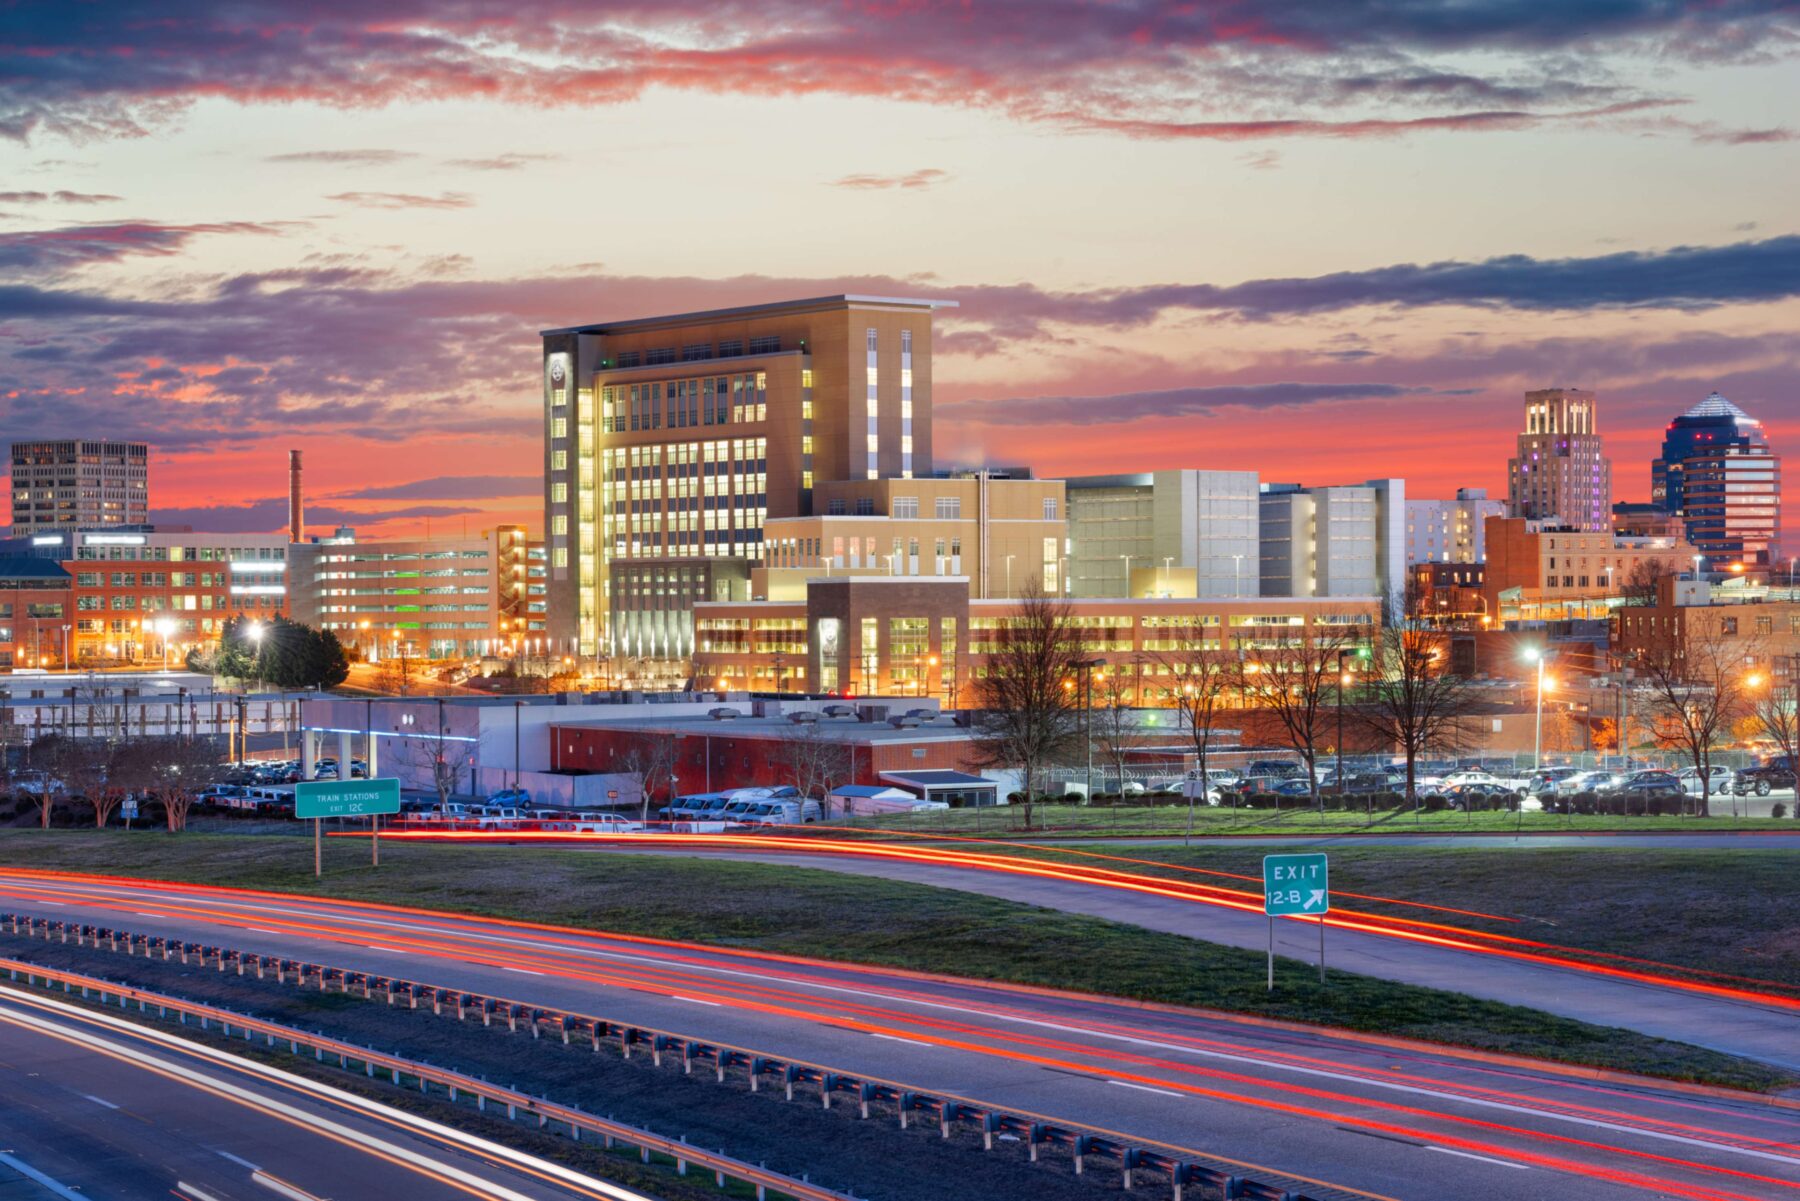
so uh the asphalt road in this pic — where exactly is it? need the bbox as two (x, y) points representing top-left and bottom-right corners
(0, 976), (657, 1201)
(0, 871), (1795, 1201)
(1041, 831), (1800, 849)
(543, 838), (1800, 1072)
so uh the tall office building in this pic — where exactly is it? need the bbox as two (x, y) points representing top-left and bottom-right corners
(1405, 488), (1505, 564)
(1506, 388), (1611, 532)
(1259, 478), (1406, 608)
(1065, 470), (1261, 597)
(1650, 392), (1781, 566)
(9, 440), (149, 535)
(542, 295), (953, 663)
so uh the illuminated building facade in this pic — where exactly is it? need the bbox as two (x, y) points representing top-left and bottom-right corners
(1507, 388), (1612, 532)
(1651, 393), (1781, 567)
(9, 440), (148, 535)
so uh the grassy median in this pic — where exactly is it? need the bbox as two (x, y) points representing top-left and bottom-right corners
(0, 828), (1793, 1093)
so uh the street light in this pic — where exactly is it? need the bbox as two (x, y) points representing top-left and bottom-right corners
(60, 623), (70, 672)
(1231, 553), (1245, 596)
(1524, 647), (1552, 770)
(153, 616), (177, 674)
(1692, 553), (1704, 581)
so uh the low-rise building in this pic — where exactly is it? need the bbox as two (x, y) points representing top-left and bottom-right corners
(0, 557), (73, 669)
(1482, 516), (1691, 624)
(1614, 577), (1800, 686)
(288, 525), (534, 660)
(1066, 470), (1260, 598)
(1405, 488), (1503, 564)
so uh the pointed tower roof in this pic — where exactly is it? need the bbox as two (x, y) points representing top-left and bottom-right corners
(1681, 392), (1756, 423)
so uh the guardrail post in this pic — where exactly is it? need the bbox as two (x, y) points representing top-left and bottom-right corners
(1028, 1123), (1046, 1162)
(982, 1112), (1000, 1151)
(821, 1073), (837, 1110)
(783, 1064), (798, 1102)
(940, 1101), (953, 1141)
(898, 1092), (914, 1129)
(677, 1136), (688, 1175)
(1122, 1147), (1139, 1190)
(1074, 1134), (1092, 1175)
(749, 1057), (765, 1091)
(859, 1082), (875, 1120)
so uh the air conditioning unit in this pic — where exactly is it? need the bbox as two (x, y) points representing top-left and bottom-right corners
(788, 711), (822, 724)
(708, 707), (739, 721)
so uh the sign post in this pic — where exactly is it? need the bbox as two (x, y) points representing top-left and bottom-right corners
(122, 798), (138, 829)
(295, 779), (401, 877)
(1262, 852), (1330, 988)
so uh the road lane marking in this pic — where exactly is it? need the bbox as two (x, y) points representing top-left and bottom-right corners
(247, 929), (284, 936)
(216, 1151), (261, 1171)
(870, 1033), (931, 1047)
(252, 1171), (325, 1201)
(364, 947), (408, 955)
(671, 996), (720, 1007)
(22, 877), (1799, 1170)
(177, 1182), (230, 1201)
(1428, 1147), (1530, 1171)
(0, 1151), (87, 1201)
(81, 1092), (120, 1109)
(1109, 1080), (1184, 1098)
(0, 987), (660, 1201)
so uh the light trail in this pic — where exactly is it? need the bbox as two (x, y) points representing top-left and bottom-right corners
(2, 873), (1795, 1199)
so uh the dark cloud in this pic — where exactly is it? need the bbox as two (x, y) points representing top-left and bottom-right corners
(266, 148), (417, 165)
(324, 191), (473, 210)
(331, 475), (541, 500)
(0, 220), (286, 271)
(2, 2), (1793, 145)
(830, 169), (949, 191)
(150, 497), (483, 533)
(942, 381), (1433, 426)
(441, 152), (559, 171)
(0, 189), (123, 203)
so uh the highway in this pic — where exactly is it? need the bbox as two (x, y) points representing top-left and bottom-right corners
(1, 870), (1796, 1201)
(0, 974), (658, 1201)
(362, 829), (1800, 1069)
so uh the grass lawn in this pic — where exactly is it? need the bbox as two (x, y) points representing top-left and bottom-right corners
(1004, 844), (1800, 989)
(0, 828), (1792, 1093)
(846, 801), (1798, 838)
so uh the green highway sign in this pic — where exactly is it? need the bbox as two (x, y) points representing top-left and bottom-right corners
(1263, 852), (1329, 916)
(295, 777), (401, 819)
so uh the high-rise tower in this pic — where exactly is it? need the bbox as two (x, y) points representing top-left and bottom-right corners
(1652, 392), (1780, 566)
(1506, 388), (1612, 532)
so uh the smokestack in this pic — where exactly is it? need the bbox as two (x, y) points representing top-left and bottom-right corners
(288, 449), (304, 543)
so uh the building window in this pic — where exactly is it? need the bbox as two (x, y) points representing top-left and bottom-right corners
(682, 343), (713, 362)
(1043, 497), (1058, 520)
(827, 498), (846, 516)
(893, 496), (919, 519)
(855, 498), (874, 516)
(935, 497), (960, 520)
(748, 335), (779, 355)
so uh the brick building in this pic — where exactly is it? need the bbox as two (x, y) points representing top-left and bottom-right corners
(1482, 516), (1690, 624)
(0, 558), (73, 669)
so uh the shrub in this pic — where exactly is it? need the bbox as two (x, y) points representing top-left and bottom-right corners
(1774, 802), (1788, 819)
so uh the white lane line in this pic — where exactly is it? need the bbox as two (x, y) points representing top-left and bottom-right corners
(80, 1092), (119, 1109)
(1108, 1080), (1184, 1098)
(133, 911), (161, 917)
(1427, 1146), (1530, 1171)
(671, 996), (720, 1007)
(247, 928), (284, 936)
(177, 1183), (230, 1201)
(0, 1151), (87, 1201)
(216, 1150), (261, 1172)
(253, 1170), (326, 1201)
(0, 985), (657, 1201)
(502, 967), (542, 976)
(33, 901), (62, 907)
(870, 1033), (931, 1047)
(24, 877), (1796, 1169)
(364, 946), (408, 955)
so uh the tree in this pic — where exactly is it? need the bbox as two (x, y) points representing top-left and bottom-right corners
(1153, 621), (1235, 829)
(106, 735), (224, 833)
(970, 581), (1086, 829)
(374, 652), (416, 696)
(1747, 671), (1797, 766)
(395, 699), (467, 805)
(1619, 557), (1673, 607)
(778, 721), (853, 817)
(1590, 718), (1619, 755)
(617, 733), (678, 821)
(1089, 671), (1147, 796)
(244, 616), (351, 691)
(1234, 621), (1364, 806)
(1355, 604), (1475, 805)
(1630, 611), (1764, 815)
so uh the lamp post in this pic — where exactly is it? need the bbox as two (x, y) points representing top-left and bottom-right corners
(153, 616), (177, 674)
(1231, 553), (1244, 596)
(1120, 554), (1133, 597)
(1524, 647), (1551, 770)
(1004, 554), (1015, 599)
(1335, 649), (1352, 798)
(1692, 553), (1704, 582)
(60, 624), (70, 672)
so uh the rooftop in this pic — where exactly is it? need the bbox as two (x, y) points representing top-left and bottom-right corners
(553, 712), (974, 745)
(1678, 392), (1759, 424)
(542, 294), (957, 337)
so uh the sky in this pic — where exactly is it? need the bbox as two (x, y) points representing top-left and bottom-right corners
(2, 2), (1797, 543)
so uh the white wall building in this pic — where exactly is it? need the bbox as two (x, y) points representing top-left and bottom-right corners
(1259, 478), (1406, 609)
(1405, 488), (1505, 564)
(1067, 469), (1260, 597)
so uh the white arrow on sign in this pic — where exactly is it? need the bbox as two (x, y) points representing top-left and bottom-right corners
(1307, 889), (1325, 909)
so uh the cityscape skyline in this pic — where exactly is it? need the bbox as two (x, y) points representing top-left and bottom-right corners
(1, 5), (1796, 540)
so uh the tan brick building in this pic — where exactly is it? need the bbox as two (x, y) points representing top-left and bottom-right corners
(541, 295), (954, 671)
(1482, 516), (1691, 623)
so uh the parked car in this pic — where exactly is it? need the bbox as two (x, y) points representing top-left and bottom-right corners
(1599, 770), (1685, 798)
(1439, 782), (1525, 811)
(1526, 766), (1585, 795)
(1732, 761), (1798, 796)
(486, 787), (532, 807)
(1673, 766), (1735, 796)
(1243, 760), (1303, 778)
(194, 784), (245, 808)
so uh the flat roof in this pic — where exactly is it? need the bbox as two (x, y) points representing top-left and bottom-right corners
(553, 713), (973, 745)
(881, 770), (997, 787)
(542, 294), (958, 337)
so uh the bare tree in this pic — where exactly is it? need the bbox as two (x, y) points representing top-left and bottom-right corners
(1356, 602), (1476, 805)
(375, 653), (416, 696)
(394, 701), (467, 805)
(1630, 611), (1764, 815)
(1619, 557), (1673, 607)
(1154, 621), (1234, 830)
(617, 734), (679, 821)
(778, 721), (853, 817)
(970, 581), (1086, 828)
(1234, 621), (1362, 806)
(29, 734), (102, 829)
(108, 735), (224, 833)
(1089, 671), (1147, 797)
(1747, 665), (1798, 767)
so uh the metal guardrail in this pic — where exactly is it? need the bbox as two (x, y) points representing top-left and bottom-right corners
(1, 913), (1323, 1201)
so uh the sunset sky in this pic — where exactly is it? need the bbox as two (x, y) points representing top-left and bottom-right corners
(2, 3), (1796, 542)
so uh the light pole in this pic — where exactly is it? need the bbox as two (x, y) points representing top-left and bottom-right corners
(1691, 553), (1704, 582)
(60, 624), (70, 672)
(1335, 649), (1352, 798)
(153, 616), (177, 674)
(1004, 555), (1015, 598)
(1120, 554), (1133, 597)
(1232, 553), (1244, 596)
(1524, 647), (1552, 770)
